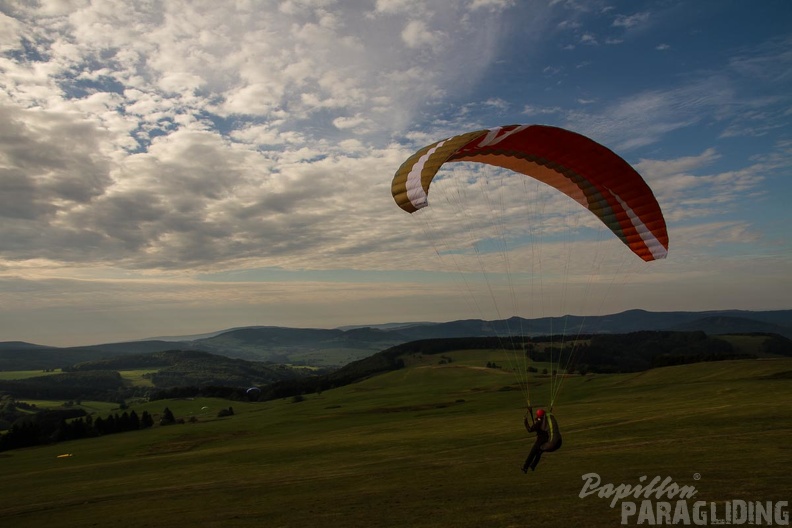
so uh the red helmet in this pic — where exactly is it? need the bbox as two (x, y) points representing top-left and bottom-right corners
(536, 409), (545, 418)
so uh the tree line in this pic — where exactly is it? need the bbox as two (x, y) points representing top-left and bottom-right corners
(50, 409), (156, 442)
(0, 405), (167, 452)
(570, 331), (756, 373)
(0, 370), (127, 402)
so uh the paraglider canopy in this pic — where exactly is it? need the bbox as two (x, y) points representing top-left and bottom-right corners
(391, 124), (668, 262)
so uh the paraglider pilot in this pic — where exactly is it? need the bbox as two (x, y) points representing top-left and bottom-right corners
(521, 407), (562, 473)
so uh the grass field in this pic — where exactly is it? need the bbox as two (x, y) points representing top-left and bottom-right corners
(1, 355), (790, 527)
(119, 368), (160, 387)
(0, 368), (159, 386)
(0, 369), (63, 380)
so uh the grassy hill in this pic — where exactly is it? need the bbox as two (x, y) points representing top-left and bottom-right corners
(0, 353), (790, 527)
(0, 350), (309, 402)
(68, 349), (306, 388)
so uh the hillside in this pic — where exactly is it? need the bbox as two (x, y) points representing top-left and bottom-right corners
(150, 331), (792, 404)
(668, 314), (788, 335)
(191, 325), (401, 364)
(373, 309), (792, 340)
(0, 356), (790, 527)
(0, 347), (118, 371)
(68, 349), (304, 388)
(0, 330), (789, 405)
(0, 350), (308, 402)
(1, 309), (790, 370)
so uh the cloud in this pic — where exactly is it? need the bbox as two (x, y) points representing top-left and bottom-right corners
(0, 0), (527, 275)
(728, 35), (792, 84)
(0, 104), (113, 220)
(634, 149), (767, 228)
(612, 12), (650, 29)
(374, 0), (420, 15)
(558, 77), (740, 151)
(401, 19), (441, 49)
(579, 32), (598, 46)
(469, 0), (516, 10)
(0, 11), (24, 52)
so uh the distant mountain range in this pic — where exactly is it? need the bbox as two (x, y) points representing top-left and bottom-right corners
(1, 309), (790, 371)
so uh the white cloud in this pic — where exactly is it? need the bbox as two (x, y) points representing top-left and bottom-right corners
(0, 11), (24, 52)
(612, 12), (650, 29)
(374, 0), (420, 15)
(0, 0), (523, 274)
(634, 149), (766, 225)
(469, 0), (516, 10)
(333, 114), (375, 131)
(483, 98), (509, 110)
(401, 19), (441, 49)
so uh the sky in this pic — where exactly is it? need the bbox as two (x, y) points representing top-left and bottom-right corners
(0, 0), (790, 347)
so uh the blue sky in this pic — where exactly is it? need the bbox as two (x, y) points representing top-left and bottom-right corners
(0, 0), (790, 346)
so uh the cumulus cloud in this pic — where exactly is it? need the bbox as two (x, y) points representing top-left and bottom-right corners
(0, 0), (524, 274)
(401, 19), (441, 49)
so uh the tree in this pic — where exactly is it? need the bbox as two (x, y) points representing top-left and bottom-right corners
(140, 411), (154, 429)
(104, 414), (117, 434)
(129, 410), (140, 431)
(762, 335), (792, 357)
(118, 412), (131, 432)
(0, 421), (42, 451)
(160, 407), (176, 426)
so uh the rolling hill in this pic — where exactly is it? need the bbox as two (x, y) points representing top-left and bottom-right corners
(67, 349), (306, 388)
(0, 349), (310, 402)
(1, 309), (790, 371)
(1, 354), (790, 527)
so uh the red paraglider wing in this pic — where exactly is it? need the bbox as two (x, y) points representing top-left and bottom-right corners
(391, 125), (668, 261)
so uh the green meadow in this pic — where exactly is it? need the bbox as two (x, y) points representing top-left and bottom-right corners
(1, 354), (790, 528)
(0, 369), (64, 380)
